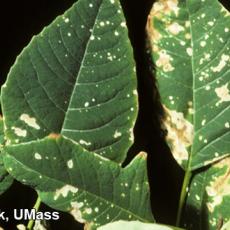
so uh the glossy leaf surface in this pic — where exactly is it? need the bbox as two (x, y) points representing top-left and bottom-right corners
(3, 135), (154, 229)
(148, 0), (230, 170)
(1, 0), (138, 163)
(182, 157), (230, 230)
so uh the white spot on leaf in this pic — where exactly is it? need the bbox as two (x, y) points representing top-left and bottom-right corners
(54, 185), (78, 200)
(70, 201), (85, 223)
(121, 193), (126, 197)
(163, 105), (194, 165)
(85, 208), (92, 214)
(152, 0), (179, 16)
(211, 54), (229, 72)
(215, 84), (230, 103)
(114, 31), (119, 36)
(201, 119), (206, 126)
(186, 48), (193, 56)
(113, 130), (122, 138)
(34, 153), (42, 160)
(121, 22), (126, 27)
(79, 140), (91, 146)
(100, 21), (105, 26)
(64, 18), (69, 23)
(167, 22), (184, 35)
(84, 102), (89, 107)
(200, 41), (206, 47)
(67, 160), (74, 169)
(208, 21), (214, 26)
(156, 50), (174, 72)
(133, 90), (138, 95)
(185, 33), (191, 39)
(12, 127), (27, 137)
(20, 114), (40, 130)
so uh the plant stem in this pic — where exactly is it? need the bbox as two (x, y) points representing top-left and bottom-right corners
(27, 197), (41, 230)
(176, 169), (192, 227)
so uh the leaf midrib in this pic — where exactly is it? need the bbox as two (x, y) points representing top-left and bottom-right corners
(60, 0), (104, 133)
(186, 1), (195, 172)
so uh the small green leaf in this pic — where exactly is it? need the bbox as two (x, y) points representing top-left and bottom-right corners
(148, 0), (230, 170)
(0, 117), (13, 195)
(1, 0), (137, 163)
(3, 135), (154, 228)
(98, 220), (185, 230)
(183, 157), (230, 230)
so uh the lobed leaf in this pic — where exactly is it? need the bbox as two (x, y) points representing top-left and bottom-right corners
(3, 135), (154, 229)
(1, 0), (138, 163)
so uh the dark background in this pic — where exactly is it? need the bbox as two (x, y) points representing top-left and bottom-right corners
(0, 0), (229, 229)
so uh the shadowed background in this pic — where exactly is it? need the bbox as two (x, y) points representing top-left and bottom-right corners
(0, 0), (229, 229)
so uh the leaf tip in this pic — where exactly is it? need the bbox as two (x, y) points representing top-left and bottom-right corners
(137, 151), (147, 160)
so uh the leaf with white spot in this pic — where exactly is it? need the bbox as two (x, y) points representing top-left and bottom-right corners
(0, 117), (13, 195)
(1, 0), (137, 163)
(147, 0), (230, 170)
(148, 1), (230, 227)
(98, 220), (185, 230)
(182, 156), (230, 230)
(3, 135), (154, 228)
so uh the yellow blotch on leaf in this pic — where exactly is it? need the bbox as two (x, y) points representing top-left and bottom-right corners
(215, 84), (230, 104)
(163, 105), (194, 166)
(206, 157), (230, 212)
(156, 50), (175, 72)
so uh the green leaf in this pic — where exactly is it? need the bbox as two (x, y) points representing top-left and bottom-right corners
(98, 220), (185, 230)
(0, 156), (13, 195)
(1, 0), (137, 163)
(3, 135), (154, 228)
(147, 0), (230, 170)
(182, 157), (230, 230)
(0, 117), (13, 195)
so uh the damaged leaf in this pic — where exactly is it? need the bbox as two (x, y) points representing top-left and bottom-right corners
(147, 0), (230, 227)
(1, 0), (138, 163)
(148, 0), (230, 170)
(3, 135), (154, 229)
(183, 157), (230, 230)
